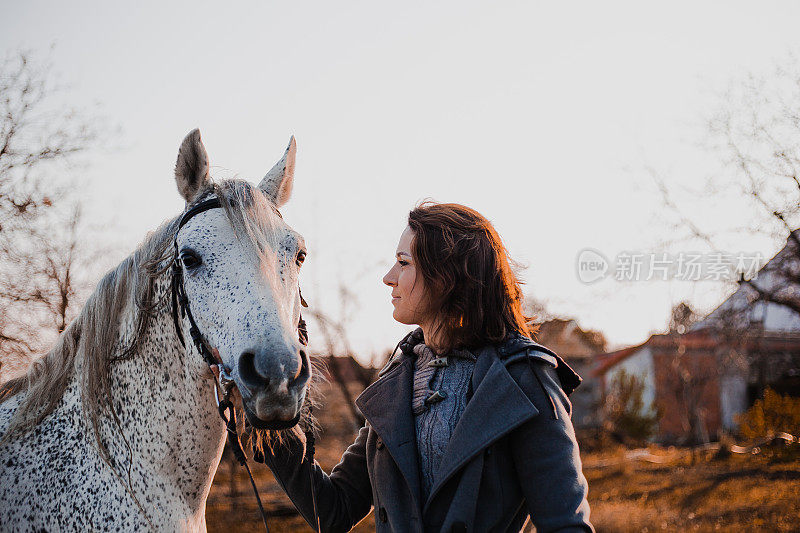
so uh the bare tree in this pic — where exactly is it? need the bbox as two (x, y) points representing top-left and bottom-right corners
(669, 301), (699, 335)
(643, 59), (800, 426)
(304, 313), (366, 429)
(523, 293), (552, 324)
(666, 344), (714, 445)
(304, 284), (379, 430)
(645, 301), (725, 445)
(663, 302), (713, 444)
(651, 57), (800, 318)
(28, 205), (102, 334)
(0, 50), (101, 377)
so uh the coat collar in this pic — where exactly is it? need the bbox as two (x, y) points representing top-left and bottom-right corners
(499, 331), (583, 396)
(356, 333), (549, 514)
(423, 345), (539, 511)
(376, 327), (423, 378)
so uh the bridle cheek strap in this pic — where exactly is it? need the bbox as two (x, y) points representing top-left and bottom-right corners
(171, 197), (223, 359)
(171, 197), (309, 356)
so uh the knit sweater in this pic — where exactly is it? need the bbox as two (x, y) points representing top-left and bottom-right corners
(411, 342), (477, 501)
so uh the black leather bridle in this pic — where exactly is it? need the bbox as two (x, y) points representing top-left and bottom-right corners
(170, 197), (309, 427)
(170, 197), (319, 533)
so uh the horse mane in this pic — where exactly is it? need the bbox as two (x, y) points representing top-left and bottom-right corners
(0, 194), (178, 444)
(0, 179), (316, 456)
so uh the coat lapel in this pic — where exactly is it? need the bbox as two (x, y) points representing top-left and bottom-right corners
(423, 348), (539, 512)
(355, 357), (423, 508)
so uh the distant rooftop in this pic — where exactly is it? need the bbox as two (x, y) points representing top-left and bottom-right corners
(691, 228), (800, 333)
(532, 317), (607, 360)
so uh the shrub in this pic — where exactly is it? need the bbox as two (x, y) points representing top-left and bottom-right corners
(603, 369), (661, 442)
(737, 388), (800, 440)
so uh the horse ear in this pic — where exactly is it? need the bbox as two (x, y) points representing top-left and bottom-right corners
(258, 136), (296, 208)
(175, 129), (211, 202)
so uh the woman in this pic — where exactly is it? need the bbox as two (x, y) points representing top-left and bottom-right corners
(257, 202), (594, 533)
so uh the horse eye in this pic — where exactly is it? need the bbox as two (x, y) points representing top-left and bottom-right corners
(296, 250), (307, 267)
(181, 251), (202, 269)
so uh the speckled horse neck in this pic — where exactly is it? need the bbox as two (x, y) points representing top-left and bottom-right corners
(0, 130), (310, 532)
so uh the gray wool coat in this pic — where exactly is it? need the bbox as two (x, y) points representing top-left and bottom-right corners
(258, 331), (594, 533)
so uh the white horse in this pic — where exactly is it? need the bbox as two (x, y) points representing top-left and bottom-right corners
(0, 129), (312, 531)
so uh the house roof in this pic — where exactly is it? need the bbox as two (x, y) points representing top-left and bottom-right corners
(691, 229), (800, 333)
(592, 329), (800, 377)
(592, 337), (652, 377)
(593, 230), (800, 378)
(532, 318), (607, 359)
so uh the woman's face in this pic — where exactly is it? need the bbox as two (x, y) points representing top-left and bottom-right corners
(382, 226), (433, 326)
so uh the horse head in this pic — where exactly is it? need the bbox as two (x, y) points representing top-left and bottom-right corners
(173, 129), (310, 428)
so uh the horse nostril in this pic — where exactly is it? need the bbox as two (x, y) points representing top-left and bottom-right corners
(289, 349), (311, 389)
(238, 351), (269, 389)
(238, 347), (309, 394)
(294, 350), (306, 379)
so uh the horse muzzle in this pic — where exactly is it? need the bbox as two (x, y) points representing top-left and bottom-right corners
(237, 347), (311, 429)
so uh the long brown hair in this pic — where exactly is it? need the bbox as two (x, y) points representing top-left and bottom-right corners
(407, 201), (534, 352)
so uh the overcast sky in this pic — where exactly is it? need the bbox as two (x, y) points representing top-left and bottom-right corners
(4, 1), (800, 362)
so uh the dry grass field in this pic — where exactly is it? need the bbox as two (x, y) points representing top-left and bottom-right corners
(206, 376), (800, 532)
(584, 444), (800, 532)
